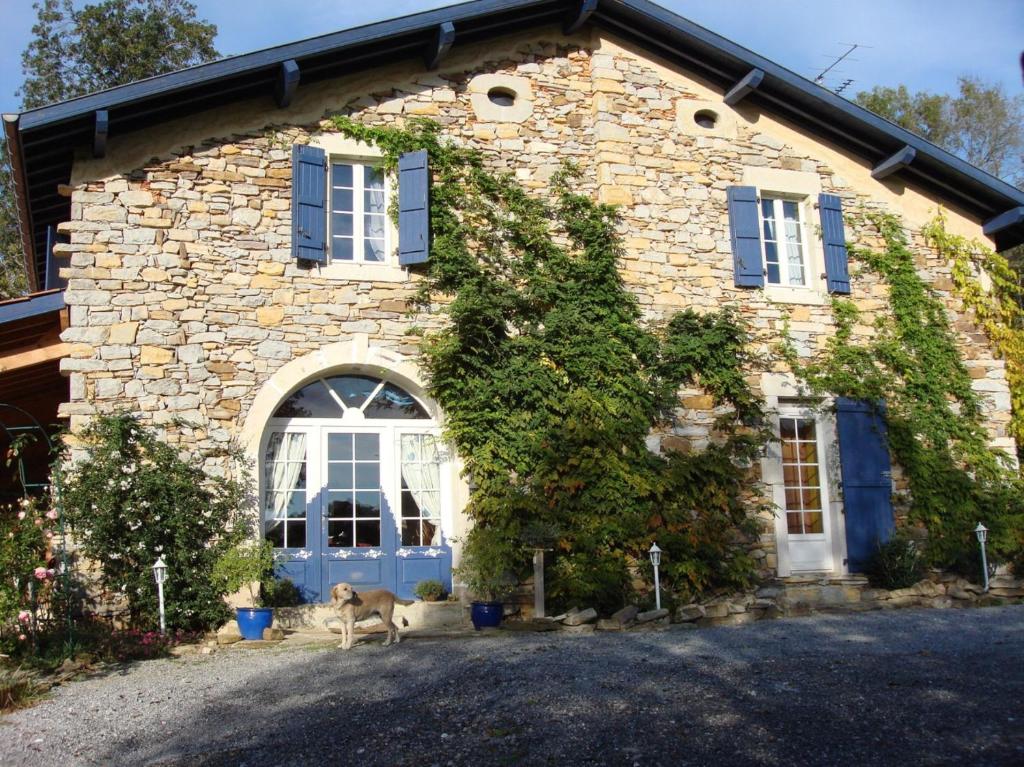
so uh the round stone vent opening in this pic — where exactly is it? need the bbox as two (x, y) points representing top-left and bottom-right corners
(487, 87), (518, 107)
(694, 109), (719, 129)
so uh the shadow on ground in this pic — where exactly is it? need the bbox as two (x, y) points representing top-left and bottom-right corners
(88, 606), (1024, 766)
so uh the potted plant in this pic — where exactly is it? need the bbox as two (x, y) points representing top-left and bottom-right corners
(213, 538), (276, 640)
(413, 579), (447, 602)
(454, 528), (516, 630)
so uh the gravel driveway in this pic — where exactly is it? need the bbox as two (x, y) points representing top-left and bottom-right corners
(3, 606), (1022, 767)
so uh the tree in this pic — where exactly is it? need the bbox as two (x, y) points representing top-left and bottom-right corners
(855, 76), (1024, 187)
(0, 0), (219, 298)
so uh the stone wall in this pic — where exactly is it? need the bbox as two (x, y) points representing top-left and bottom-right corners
(56, 26), (1015, 579)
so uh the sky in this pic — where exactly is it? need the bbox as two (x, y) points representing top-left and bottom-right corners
(0, 0), (1021, 114)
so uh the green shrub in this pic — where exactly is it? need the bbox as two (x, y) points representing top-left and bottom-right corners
(454, 526), (521, 603)
(413, 579), (446, 601)
(0, 497), (58, 647)
(211, 539), (275, 607)
(261, 577), (303, 607)
(55, 414), (249, 631)
(866, 535), (925, 590)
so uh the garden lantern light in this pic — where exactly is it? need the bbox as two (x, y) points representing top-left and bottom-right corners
(152, 557), (168, 634)
(974, 523), (989, 592)
(649, 542), (662, 611)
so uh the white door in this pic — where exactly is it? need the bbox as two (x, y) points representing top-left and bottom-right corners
(773, 408), (835, 573)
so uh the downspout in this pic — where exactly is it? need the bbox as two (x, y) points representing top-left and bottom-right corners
(2, 113), (39, 293)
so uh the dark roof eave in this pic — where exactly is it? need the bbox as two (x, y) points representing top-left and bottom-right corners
(3, 114), (40, 293)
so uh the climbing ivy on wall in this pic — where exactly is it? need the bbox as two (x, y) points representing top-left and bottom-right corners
(923, 213), (1024, 452)
(784, 212), (1024, 574)
(330, 117), (766, 611)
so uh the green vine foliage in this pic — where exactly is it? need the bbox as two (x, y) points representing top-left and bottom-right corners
(785, 213), (1024, 574)
(331, 117), (765, 611)
(55, 414), (249, 630)
(923, 213), (1024, 453)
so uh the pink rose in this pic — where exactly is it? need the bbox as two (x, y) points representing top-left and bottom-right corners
(17, 511), (25, 520)
(34, 518), (43, 527)
(33, 566), (48, 580)
(18, 610), (30, 623)
(45, 510), (58, 520)
(18, 634), (26, 641)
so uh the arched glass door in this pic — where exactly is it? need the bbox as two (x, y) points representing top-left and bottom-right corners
(262, 374), (451, 602)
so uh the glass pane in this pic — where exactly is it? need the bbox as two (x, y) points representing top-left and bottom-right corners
(331, 164), (353, 187)
(782, 200), (800, 223)
(799, 465), (819, 487)
(364, 166), (384, 189)
(365, 189), (386, 214)
(766, 262), (780, 285)
(763, 240), (779, 265)
(354, 433), (380, 460)
(287, 520), (306, 548)
(327, 463), (353, 489)
(781, 440), (796, 462)
(418, 491), (441, 519)
(402, 519), (421, 546)
(327, 433), (353, 461)
(802, 512), (823, 534)
(782, 464), (799, 484)
(797, 419), (816, 440)
(354, 462), (380, 489)
(363, 383), (429, 419)
(327, 492), (353, 518)
(327, 376), (380, 409)
(355, 520), (380, 547)
(273, 381), (341, 418)
(364, 238), (385, 262)
(332, 212), (353, 236)
(779, 418), (796, 440)
(355, 491), (380, 519)
(784, 487), (802, 510)
(332, 188), (353, 212)
(802, 488), (822, 510)
(364, 214), (385, 239)
(328, 519), (353, 547)
(786, 511), (803, 535)
(423, 518), (440, 546)
(265, 520), (285, 548)
(401, 490), (420, 519)
(799, 442), (818, 462)
(286, 491), (306, 518)
(332, 237), (353, 261)
(761, 198), (775, 222)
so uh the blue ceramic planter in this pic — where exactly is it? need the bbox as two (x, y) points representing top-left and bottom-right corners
(236, 607), (274, 640)
(470, 601), (503, 630)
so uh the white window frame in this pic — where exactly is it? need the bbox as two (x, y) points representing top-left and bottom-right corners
(310, 135), (406, 283)
(759, 194), (811, 289)
(327, 159), (391, 266)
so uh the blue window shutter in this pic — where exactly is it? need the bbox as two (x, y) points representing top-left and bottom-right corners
(727, 185), (764, 288)
(398, 150), (429, 266)
(291, 144), (326, 263)
(836, 398), (894, 572)
(819, 193), (851, 294)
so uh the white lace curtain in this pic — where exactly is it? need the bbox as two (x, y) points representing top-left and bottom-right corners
(267, 432), (307, 519)
(401, 434), (441, 540)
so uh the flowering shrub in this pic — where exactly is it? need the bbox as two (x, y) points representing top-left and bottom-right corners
(0, 496), (58, 645)
(54, 414), (250, 631)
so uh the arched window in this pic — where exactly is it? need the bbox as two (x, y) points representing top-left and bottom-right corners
(272, 375), (429, 419)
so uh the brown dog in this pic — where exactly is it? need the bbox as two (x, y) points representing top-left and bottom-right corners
(330, 582), (414, 650)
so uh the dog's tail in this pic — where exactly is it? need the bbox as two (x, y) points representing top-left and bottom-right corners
(396, 598), (415, 607)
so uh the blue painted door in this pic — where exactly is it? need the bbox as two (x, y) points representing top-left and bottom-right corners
(836, 398), (894, 572)
(320, 430), (398, 598)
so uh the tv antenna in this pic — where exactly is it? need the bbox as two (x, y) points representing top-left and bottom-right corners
(814, 43), (869, 87)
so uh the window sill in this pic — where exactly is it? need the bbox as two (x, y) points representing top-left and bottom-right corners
(764, 285), (828, 306)
(313, 261), (411, 283)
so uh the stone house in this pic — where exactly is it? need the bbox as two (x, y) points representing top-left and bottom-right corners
(4, 0), (1023, 605)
